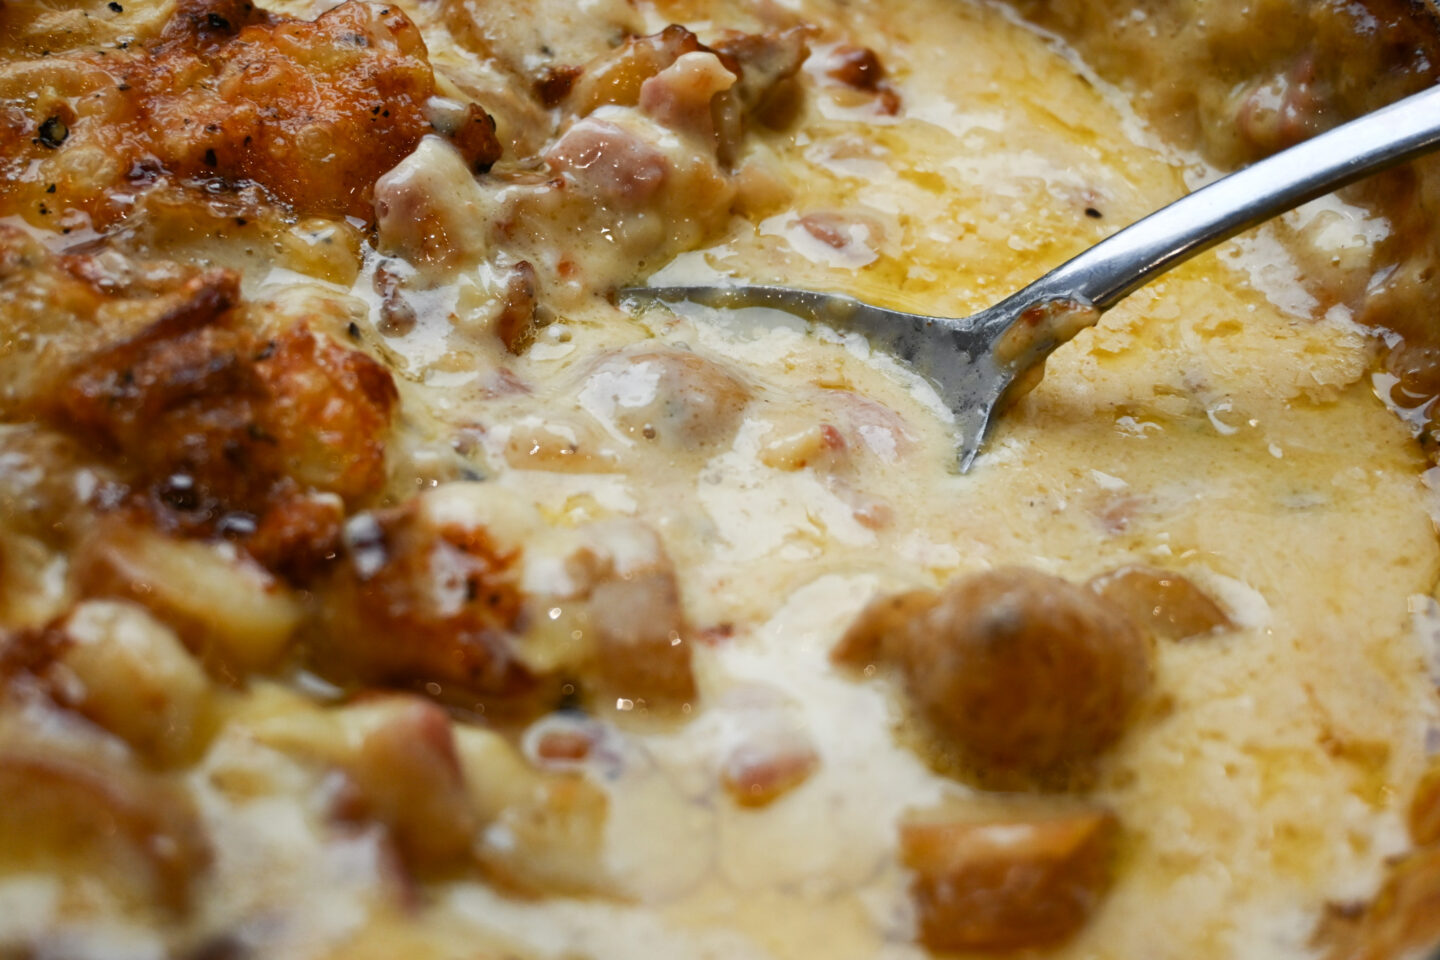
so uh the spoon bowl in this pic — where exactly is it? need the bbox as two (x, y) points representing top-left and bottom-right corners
(624, 82), (1440, 470)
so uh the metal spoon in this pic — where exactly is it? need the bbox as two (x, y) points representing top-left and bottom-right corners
(623, 83), (1440, 471)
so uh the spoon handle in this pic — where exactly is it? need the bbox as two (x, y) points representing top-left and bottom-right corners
(1020, 82), (1440, 314)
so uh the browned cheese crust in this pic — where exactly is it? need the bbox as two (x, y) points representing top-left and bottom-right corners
(0, 0), (441, 224)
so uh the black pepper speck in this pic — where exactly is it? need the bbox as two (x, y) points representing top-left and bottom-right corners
(37, 115), (69, 148)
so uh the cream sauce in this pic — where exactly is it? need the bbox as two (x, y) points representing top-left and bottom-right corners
(351, 0), (1439, 956)
(1, 0), (1437, 957)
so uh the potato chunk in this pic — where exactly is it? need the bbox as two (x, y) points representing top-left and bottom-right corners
(590, 569), (696, 706)
(837, 568), (1152, 781)
(249, 692), (479, 872)
(338, 696), (479, 870)
(55, 600), (211, 764)
(584, 521), (698, 707)
(479, 774), (611, 896)
(73, 521), (304, 674)
(899, 808), (1118, 951)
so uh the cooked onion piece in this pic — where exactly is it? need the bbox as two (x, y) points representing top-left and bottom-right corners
(1087, 564), (1235, 641)
(0, 743), (209, 915)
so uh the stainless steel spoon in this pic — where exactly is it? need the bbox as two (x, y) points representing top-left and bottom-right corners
(623, 83), (1440, 471)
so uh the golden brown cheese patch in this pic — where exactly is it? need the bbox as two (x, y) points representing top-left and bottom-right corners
(49, 276), (397, 515)
(314, 503), (537, 704)
(0, 0), (437, 225)
(0, 225), (397, 569)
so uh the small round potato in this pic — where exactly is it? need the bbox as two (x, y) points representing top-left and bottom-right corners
(842, 567), (1153, 781)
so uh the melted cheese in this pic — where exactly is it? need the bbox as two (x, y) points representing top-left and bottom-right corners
(364, 1), (1435, 956)
(1, 0), (1437, 957)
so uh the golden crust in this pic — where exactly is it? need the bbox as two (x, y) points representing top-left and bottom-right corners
(0, 0), (438, 225)
(1, 224), (397, 577)
(45, 270), (396, 517)
(313, 501), (536, 703)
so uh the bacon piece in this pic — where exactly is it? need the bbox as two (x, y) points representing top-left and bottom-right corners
(1232, 57), (1327, 158)
(824, 45), (886, 90)
(721, 735), (819, 807)
(535, 65), (584, 107)
(494, 260), (539, 353)
(566, 25), (707, 117)
(639, 50), (740, 144)
(712, 27), (809, 118)
(810, 42), (901, 116)
(547, 119), (671, 207)
(441, 102), (503, 174)
(0, 0), (445, 224)
(564, 25), (807, 159)
(758, 421), (849, 471)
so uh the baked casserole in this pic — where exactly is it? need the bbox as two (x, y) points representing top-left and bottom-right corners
(1, 0), (1439, 956)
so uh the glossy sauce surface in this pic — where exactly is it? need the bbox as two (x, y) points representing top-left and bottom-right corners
(0, 0), (1437, 957)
